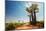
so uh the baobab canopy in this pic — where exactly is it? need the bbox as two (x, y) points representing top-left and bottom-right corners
(26, 3), (39, 13)
(26, 3), (39, 25)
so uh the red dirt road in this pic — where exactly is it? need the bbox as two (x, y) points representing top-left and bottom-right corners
(16, 25), (39, 30)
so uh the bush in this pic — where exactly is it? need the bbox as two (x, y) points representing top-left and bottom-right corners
(5, 23), (15, 30)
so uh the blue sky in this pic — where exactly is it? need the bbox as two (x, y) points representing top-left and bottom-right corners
(5, 1), (44, 23)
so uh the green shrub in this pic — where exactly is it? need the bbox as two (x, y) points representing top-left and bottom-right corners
(5, 23), (15, 30)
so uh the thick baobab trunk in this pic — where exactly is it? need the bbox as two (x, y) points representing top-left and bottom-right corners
(31, 11), (34, 25)
(30, 14), (31, 25)
(29, 11), (32, 25)
(34, 11), (36, 24)
(32, 10), (36, 25)
(33, 10), (36, 25)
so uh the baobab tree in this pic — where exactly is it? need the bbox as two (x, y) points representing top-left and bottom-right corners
(26, 7), (33, 25)
(31, 4), (39, 25)
(26, 3), (39, 25)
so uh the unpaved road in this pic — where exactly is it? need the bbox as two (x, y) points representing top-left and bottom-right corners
(16, 25), (39, 30)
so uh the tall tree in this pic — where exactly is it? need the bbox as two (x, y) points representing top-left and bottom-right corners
(31, 4), (39, 25)
(26, 3), (39, 25)
(26, 6), (33, 25)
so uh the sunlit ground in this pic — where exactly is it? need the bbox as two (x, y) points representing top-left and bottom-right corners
(5, 21), (44, 31)
(16, 23), (44, 30)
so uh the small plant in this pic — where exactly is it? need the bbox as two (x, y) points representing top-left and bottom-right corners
(5, 23), (15, 30)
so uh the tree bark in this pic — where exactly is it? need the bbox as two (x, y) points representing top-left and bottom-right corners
(33, 10), (36, 25)
(31, 10), (36, 25)
(29, 11), (32, 25)
(30, 14), (31, 25)
(31, 11), (34, 25)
